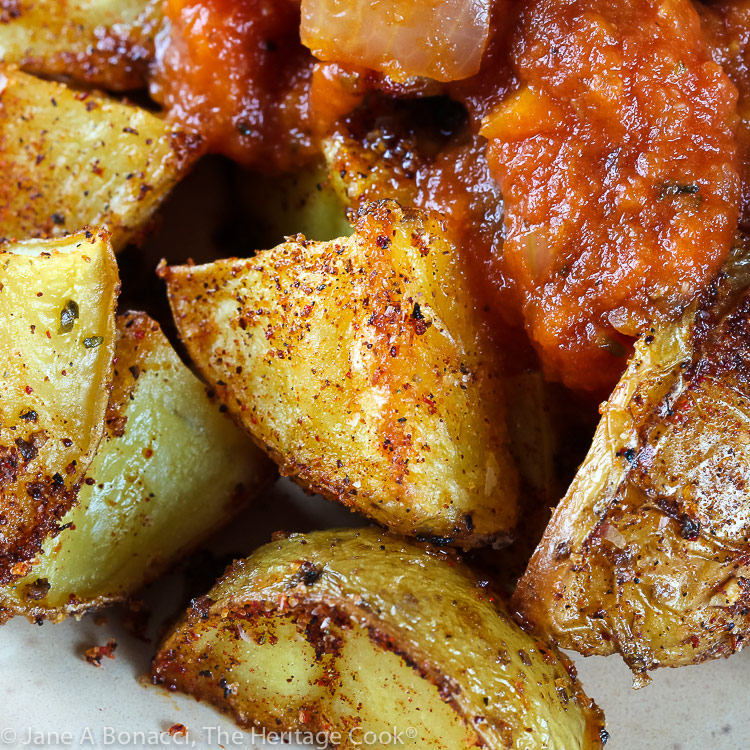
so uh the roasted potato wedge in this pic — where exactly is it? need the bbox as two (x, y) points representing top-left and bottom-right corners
(164, 201), (518, 547)
(514, 243), (750, 678)
(0, 66), (201, 250)
(0, 230), (118, 585)
(152, 528), (606, 749)
(0, 312), (274, 623)
(0, 0), (161, 90)
(324, 112), (572, 567)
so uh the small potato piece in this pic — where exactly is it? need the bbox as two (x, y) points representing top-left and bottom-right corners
(0, 67), (201, 250)
(164, 201), (518, 547)
(0, 0), (161, 90)
(0, 231), (118, 585)
(0, 312), (274, 623)
(514, 244), (750, 678)
(152, 528), (606, 749)
(240, 159), (352, 246)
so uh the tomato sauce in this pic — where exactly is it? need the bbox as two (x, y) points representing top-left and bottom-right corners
(415, 135), (545, 369)
(150, 0), (316, 172)
(151, 0), (744, 394)
(479, 0), (740, 391)
(700, 0), (750, 229)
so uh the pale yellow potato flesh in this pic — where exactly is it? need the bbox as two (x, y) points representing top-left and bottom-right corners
(0, 231), (118, 585)
(0, 312), (275, 623)
(514, 243), (750, 678)
(0, 66), (201, 250)
(164, 201), (518, 547)
(0, 0), (161, 90)
(173, 613), (480, 748)
(152, 529), (606, 749)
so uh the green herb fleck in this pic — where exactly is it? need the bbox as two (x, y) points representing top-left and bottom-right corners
(659, 182), (700, 199)
(83, 336), (103, 349)
(59, 300), (79, 333)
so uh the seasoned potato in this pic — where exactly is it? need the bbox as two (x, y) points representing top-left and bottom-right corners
(513, 243), (750, 679)
(324, 116), (572, 567)
(164, 201), (518, 548)
(152, 528), (606, 749)
(323, 127), (421, 213)
(0, 0), (161, 90)
(0, 312), (274, 623)
(0, 66), (201, 250)
(0, 231), (118, 586)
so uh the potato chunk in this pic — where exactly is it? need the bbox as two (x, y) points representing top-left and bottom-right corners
(164, 201), (518, 547)
(152, 528), (606, 749)
(0, 231), (118, 585)
(323, 117), (572, 572)
(0, 0), (161, 90)
(0, 67), (201, 250)
(0, 312), (274, 623)
(514, 243), (750, 679)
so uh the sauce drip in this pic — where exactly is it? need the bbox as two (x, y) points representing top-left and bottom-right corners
(151, 0), (316, 172)
(701, 0), (750, 229)
(479, 0), (740, 390)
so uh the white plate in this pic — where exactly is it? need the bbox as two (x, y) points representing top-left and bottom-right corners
(2, 479), (749, 749)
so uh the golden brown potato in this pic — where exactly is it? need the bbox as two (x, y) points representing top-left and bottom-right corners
(0, 66), (201, 250)
(0, 230), (118, 586)
(0, 0), (160, 90)
(0, 312), (274, 623)
(323, 112), (574, 571)
(164, 201), (518, 548)
(152, 528), (606, 749)
(323, 126), (422, 213)
(514, 243), (750, 680)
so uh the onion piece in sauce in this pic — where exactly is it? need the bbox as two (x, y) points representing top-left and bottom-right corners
(300, 0), (493, 83)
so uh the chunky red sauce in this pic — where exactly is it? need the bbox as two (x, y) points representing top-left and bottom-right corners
(152, 0), (745, 393)
(479, 0), (740, 391)
(150, 0), (315, 171)
(701, 0), (750, 228)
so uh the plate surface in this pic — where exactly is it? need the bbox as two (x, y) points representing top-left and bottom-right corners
(2, 479), (749, 749)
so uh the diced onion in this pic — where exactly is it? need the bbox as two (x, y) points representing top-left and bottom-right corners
(601, 523), (627, 549)
(300, 0), (492, 83)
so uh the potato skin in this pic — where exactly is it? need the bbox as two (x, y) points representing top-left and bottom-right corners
(0, 66), (201, 250)
(514, 244), (750, 678)
(0, 231), (118, 585)
(164, 201), (518, 548)
(0, 0), (160, 90)
(0, 312), (275, 623)
(153, 528), (606, 749)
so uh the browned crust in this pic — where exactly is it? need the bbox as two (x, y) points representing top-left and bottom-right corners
(0, 472), (79, 586)
(152, 597), (485, 743)
(513, 252), (750, 673)
(2, 0), (161, 91)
